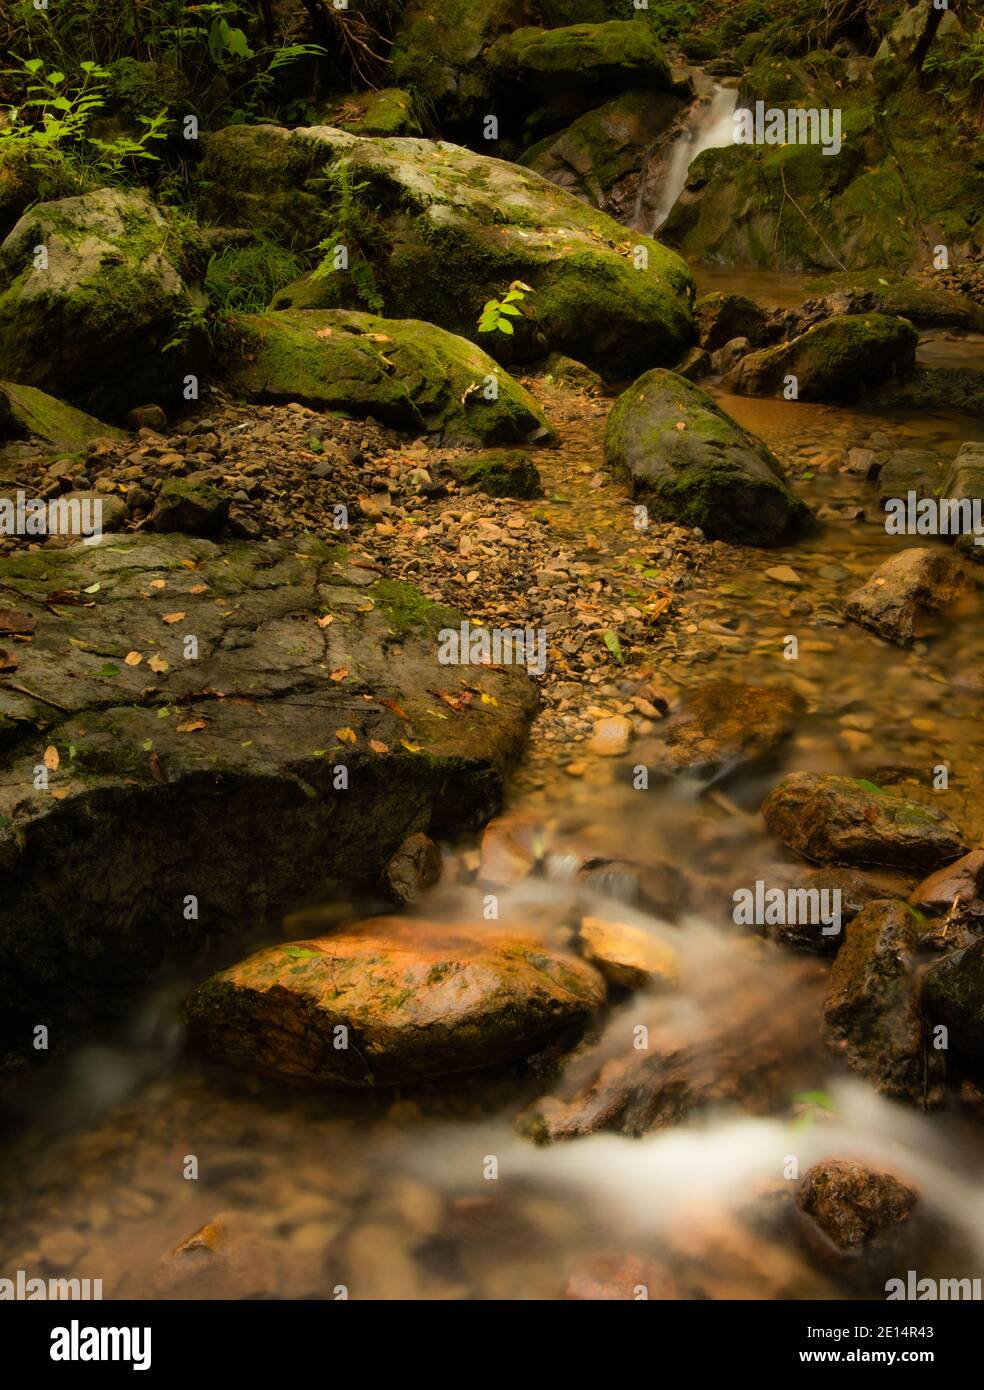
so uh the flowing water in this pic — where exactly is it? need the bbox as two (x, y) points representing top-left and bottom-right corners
(652, 83), (739, 232)
(4, 272), (984, 1299)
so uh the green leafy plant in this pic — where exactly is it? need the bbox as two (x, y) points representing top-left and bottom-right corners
(477, 280), (533, 336)
(311, 163), (385, 314)
(204, 240), (304, 314)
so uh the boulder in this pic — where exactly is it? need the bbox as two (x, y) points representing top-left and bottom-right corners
(225, 310), (552, 448)
(724, 315), (918, 403)
(823, 900), (944, 1104)
(796, 1159), (917, 1257)
(325, 88), (422, 138)
(762, 772), (966, 872)
(695, 292), (768, 351)
(876, 449), (947, 505)
(444, 449), (543, 498)
(843, 547), (971, 645)
(604, 369), (811, 545)
(0, 534), (537, 1061)
(199, 125), (696, 381)
(0, 188), (204, 418)
(383, 831), (442, 904)
(923, 938), (984, 1066)
(942, 442), (984, 560)
(185, 917), (606, 1085)
(909, 850), (984, 915)
(152, 478), (230, 536)
(391, 0), (527, 128)
(0, 381), (124, 453)
(862, 366), (984, 416)
(578, 915), (679, 991)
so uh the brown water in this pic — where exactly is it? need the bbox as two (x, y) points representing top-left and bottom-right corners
(4, 279), (984, 1301)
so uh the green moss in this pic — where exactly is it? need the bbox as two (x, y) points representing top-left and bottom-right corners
(447, 450), (543, 498)
(371, 578), (460, 638)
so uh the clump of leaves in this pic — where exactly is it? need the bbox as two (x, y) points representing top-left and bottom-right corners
(478, 280), (533, 336)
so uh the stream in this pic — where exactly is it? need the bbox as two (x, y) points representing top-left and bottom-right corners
(3, 255), (984, 1299)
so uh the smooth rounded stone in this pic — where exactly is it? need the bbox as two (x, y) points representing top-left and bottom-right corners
(724, 314), (919, 403)
(843, 547), (972, 645)
(943, 442), (984, 560)
(651, 680), (801, 781)
(674, 346), (711, 381)
(796, 1159), (917, 1258)
(444, 449), (543, 499)
(586, 714), (633, 756)
(876, 449), (947, 504)
(923, 938), (984, 1065)
(572, 856), (688, 918)
(695, 292), (768, 352)
(910, 849), (984, 915)
(604, 369), (812, 545)
(151, 477), (230, 536)
(578, 914), (679, 990)
(383, 831), (442, 905)
(60, 491), (128, 534)
(126, 404), (167, 433)
(185, 917), (606, 1086)
(709, 335), (751, 376)
(38, 1229), (87, 1272)
(762, 772), (967, 872)
(823, 900), (945, 1104)
(0, 534), (537, 1056)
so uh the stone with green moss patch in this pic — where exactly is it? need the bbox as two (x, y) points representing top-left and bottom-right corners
(725, 314), (918, 402)
(445, 449), (543, 498)
(0, 381), (123, 454)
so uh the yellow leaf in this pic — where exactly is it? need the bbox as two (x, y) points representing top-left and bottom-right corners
(50, 787), (71, 800)
(43, 745), (59, 771)
(369, 738), (390, 754)
(400, 739), (422, 753)
(335, 727), (357, 743)
(176, 719), (207, 733)
(480, 692), (499, 706)
(162, 612), (186, 624)
(188, 583), (209, 595)
(124, 651), (143, 666)
(147, 654), (169, 673)
(329, 667), (349, 682)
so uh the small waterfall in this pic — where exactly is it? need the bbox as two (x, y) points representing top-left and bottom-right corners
(653, 83), (739, 231)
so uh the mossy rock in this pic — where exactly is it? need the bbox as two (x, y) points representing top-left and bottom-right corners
(200, 124), (697, 381)
(725, 314), (918, 402)
(860, 366), (984, 415)
(223, 308), (553, 447)
(152, 477), (230, 536)
(446, 449), (543, 497)
(0, 533), (538, 1066)
(604, 367), (812, 545)
(487, 20), (673, 91)
(391, 0), (529, 127)
(0, 188), (205, 419)
(323, 88), (423, 138)
(0, 381), (123, 454)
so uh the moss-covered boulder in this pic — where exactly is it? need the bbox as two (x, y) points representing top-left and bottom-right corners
(695, 292), (769, 351)
(186, 916), (605, 1085)
(224, 309), (552, 447)
(152, 478), (230, 536)
(519, 87), (682, 222)
(604, 368), (811, 545)
(725, 314), (918, 402)
(445, 449), (543, 497)
(762, 772), (966, 872)
(0, 533), (538, 1065)
(0, 381), (123, 454)
(0, 188), (204, 419)
(199, 125), (696, 381)
(943, 443), (984, 560)
(323, 88), (422, 138)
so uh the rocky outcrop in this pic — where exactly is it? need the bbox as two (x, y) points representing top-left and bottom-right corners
(0, 381), (123, 454)
(186, 917), (606, 1084)
(604, 368), (811, 544)
(844, 547), (971, 645)
(0, 534), (537, 1062)
(724, 314), (918, 402)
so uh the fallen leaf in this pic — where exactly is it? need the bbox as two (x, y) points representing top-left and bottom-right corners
(400, 739), (422, 753)
(0, 609), (36, 636)
(150, 579), (166, 590)
(83, 582), (101, 594)
(147, 654), (169, 673)
(124, 651), (143, 666)
(188, 583), (209, 595)
(329, 667), (349, 682)
(43, 745), (59, 771)
(50, 787), (71, 800)
(149, 751), (166, 782)
(162, 612), (186, 624)
(0, 648), (18, 671)
(315, 326), (333, 338)
(335, 727), (357, 743)
(176, 719), (207, 733)
(369, 738), (390, 754)
(379, 697), (408, 719)
(317, 614), (335, 628)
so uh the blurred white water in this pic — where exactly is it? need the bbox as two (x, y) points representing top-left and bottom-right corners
(653, 83), (738, 230)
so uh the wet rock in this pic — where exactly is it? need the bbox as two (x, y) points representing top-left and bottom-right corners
(876, 449), (947, 503)
(324, 86), (422, 138)
(383, 831), (442, 905)
(757, 864), (914, 954)
(0, 188), (204, 417)
(844, 547), (971, 645)
(586, 714), (633, 756)
(796, 1159), (917, 1258)
(943, 442), (984, 560)
(444, 449), (543, 499)
(0, 535), (536, 1055)
(38, 1229), (86, 1272)
(724, 315), (918, 403)
(709, 336), (751, 376)
(675, 346), (711, 381)
(151, 477), (230, 536)
(157, 1213), (285, 1298)
(604, 369), (811, 545)
(539, 353), (604, 393)
(126, 405), (167, 433)
(823, 900), (944, 1104)
(479, 814), (545, 887)
(652, 680), (801, 781)
(202, 124), (695, 380)
(578, 915), (679, 991)
(226, 309), (552, 448)
(861, 366), (984, 416)
(695, 292), (768, 351)
(923, 937), (984, 1065)
(762, 771), (966, 872)
(910, 850), (984, 915)
(573, 857), (688, 919)
(185, 917), (606, 1085)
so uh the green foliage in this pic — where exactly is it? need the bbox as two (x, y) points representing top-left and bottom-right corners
(647, 1), (699, 42)
(311, 163), (386, 314)
(204, 240), (304, 313)
(477, 280), (533, 336)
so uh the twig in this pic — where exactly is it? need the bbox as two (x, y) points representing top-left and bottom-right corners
(779, 166), (848, 272)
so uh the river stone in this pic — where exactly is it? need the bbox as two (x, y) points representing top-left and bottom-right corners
(0, 188), (204, 418)
(796, 1159), (917, 1257)
(823, 899), (944, 1104)
(578, 915), (679, 991)
(923, 938), (984, 1066)
(604, 369), (811, 545)
(0, 534), (537, 1062)
(650, 680), (801, 780)
(876, 449), (947, 505)
(762, 772), (966, 872)
(383, 831), (442, 905)
(225, 309), (551, 448)
(487, 23), (674, 108)
(152, 478), (230, 536)
(909, 849), (984, 915)
(724, 315), (918, 402)
(185, 917), (606, 1085)
(444, 450), (543, 499)
(943, 442), (984, 560)
(843, 547), (971, 645)
(695, 292), (768, 351)
(755, 863), (915, 955)
(200, 125), (696, 381)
